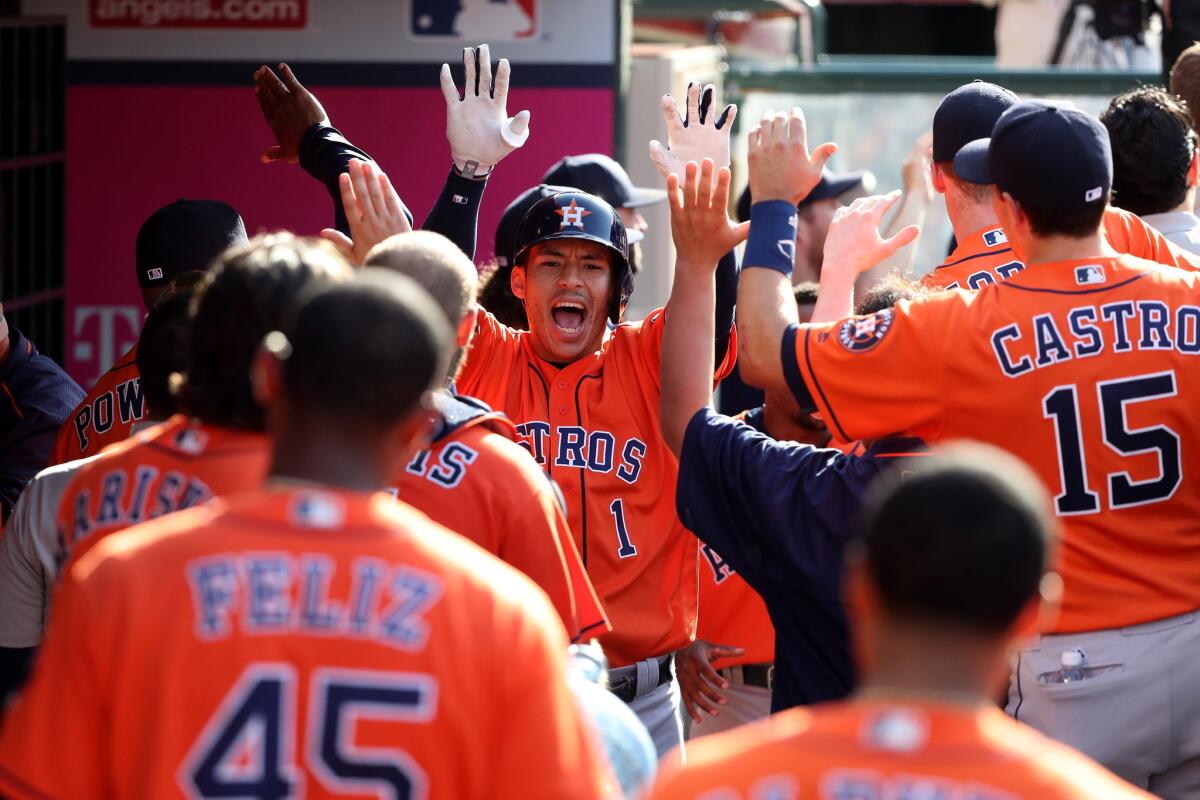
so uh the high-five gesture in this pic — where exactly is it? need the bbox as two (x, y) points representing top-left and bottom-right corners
(253, 63), (329, 164)
(649, 83), (738, 179)
(747, 107), (837, 205)
(668, 159), (749, 272)
(319, 158), (412, 264)
(440, 44), (530, 177)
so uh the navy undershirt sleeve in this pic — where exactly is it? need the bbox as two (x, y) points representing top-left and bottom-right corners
(298, 123), (413, 236)
(782, 323), (817, 413)
(713, 249), (738, 367)
(421, 166), (489, 261)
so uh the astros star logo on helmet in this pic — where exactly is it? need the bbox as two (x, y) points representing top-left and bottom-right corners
(556, 198), (592, 229)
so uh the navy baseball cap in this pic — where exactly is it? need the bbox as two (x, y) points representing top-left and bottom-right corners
(932, 81), (1019, 164)
(541, 153), (666, 209)
(954, 100), (1113, 210)
(136, 199), (247, 289)
(736, 168), (873, 222)
(495, 183), (644, 268)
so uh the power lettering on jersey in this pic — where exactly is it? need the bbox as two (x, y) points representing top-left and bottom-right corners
(70, 378), (146, 450)
(992, 302), (1200, 377)
(187, 553), (442, 650)
(515, 422), (645, 484)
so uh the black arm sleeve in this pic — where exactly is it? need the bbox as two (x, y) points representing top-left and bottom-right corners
(421, 166), (489, 261)
(714, 248), (739, 367)
(298, 123), (413, 236)
(0, 645), (35, 705)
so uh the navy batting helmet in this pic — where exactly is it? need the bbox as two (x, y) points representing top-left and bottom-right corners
(513, 191), (632, 324)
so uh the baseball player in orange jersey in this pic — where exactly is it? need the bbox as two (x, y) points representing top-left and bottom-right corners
(52, 199), (248, 464)
(737, 101), (1200, 795)
(0, 271), (614, 799)
(652, 445), (1152, 800)
(918, 82), (1200, 294)
(362, 230), (607, 643)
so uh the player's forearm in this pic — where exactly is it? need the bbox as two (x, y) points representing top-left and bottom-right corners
(713, 248), (739, 367)
(421, 166), (488, 261)
(661, 264), (717, 457)
(811, 264), (857, 323)
(299, 123), (412, 236)
(736, 202), (800, 393)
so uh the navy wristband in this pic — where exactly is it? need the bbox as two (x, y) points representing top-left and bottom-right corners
(743, 200), (798, 276)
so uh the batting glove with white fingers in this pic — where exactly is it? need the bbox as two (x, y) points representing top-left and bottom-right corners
(648, 82), (737, 179)
(440, 44), (530, 178)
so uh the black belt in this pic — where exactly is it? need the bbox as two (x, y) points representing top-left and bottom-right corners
(719, 663), (773, 689)
(608, 654), (674, 703)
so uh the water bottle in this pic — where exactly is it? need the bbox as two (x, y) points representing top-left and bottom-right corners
(1042, 648), (1086, 684)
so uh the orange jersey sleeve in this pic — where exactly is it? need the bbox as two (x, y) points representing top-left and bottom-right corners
(0, 489), (614, 799)
(1103, 207), (1200, 271)
(52, 344), (145, 465)
(696, 543), (775, 668)
(456, 307), (735, 667)
(54, 415), (270, 574)
(651, 700), (1153, 799)
(791, 256), (1200, 633)
(921, 225), (1024, 291)
(394, 411), (609, 643)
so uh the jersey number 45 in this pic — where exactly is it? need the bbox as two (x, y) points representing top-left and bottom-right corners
(181, 664), (435, 799)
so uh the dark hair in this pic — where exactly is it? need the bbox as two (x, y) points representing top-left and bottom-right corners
(793, 281), (820, 307)
(1101, 86), (1196, 217)
(477, 263), (528, 330)
(178, 233), (348, 430)
(136, 286), (196, 419)
(857, 274), (923, 315)
(282, 269), (451, 430)
(860, 443), (1053, 634)
(1019, 199), (1109, 239)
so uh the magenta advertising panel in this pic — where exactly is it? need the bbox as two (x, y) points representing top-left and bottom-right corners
(50, 0), (616, 385)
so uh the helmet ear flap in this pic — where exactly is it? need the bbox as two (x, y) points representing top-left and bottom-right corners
(608, 260), (634, 324)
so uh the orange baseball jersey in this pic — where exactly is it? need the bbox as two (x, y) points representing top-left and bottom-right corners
(458, 307), (737, 667)
(651, 699), (1153, 799)
(787, 255), (1200, 633)
(55, 414), (269, 572)
(390, 392), (609, 643)
(53, 342), (145, 464)
(0, 487), (613, 799)
(924, 209), (1200, 291)
(696, 543), (774, 669)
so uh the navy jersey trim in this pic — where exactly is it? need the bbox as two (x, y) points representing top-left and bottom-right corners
(800, 327), (851, 443)
(935, 246), (1013, 270)
(997, 271), (1149, 296)
(572, 618), (609, 643)
(574, 373), (602, 568)
(781, 325), (814, 411)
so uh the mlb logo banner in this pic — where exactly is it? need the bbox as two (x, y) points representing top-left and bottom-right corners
(412, 0), (538, 40)
(983, 228), (1008, 247)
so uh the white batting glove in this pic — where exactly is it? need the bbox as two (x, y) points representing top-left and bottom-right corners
(648, 82), (737, 179)
(440, 44), (531, 178)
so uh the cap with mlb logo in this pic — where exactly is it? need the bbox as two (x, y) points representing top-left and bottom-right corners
(136, 199), (248, 290)
(952, 100), (1113, 211)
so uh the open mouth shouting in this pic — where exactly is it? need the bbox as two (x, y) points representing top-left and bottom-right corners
(550, 297), (591, 341)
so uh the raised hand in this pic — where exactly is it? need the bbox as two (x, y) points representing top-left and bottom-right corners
(823, 192), (920, 277)
(747, 107), (837, 205)
(319, 158), (412, 264)
(649, 82), (737, 179)
(254, 63), (329, 164)
(440, 44), (530, 177)
(668, 159), (750, 273)
(901, 131), (935, 203)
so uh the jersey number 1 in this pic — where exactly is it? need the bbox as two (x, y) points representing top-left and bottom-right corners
(1043, 371), (1182, 515)
(609, 498), (638, 558)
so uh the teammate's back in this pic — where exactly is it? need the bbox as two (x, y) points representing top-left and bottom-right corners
(0, 488), (604, 798)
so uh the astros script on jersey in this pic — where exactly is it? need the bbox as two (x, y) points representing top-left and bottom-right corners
(0, 488), (613, 798)
(787, 254), (1200, 634)
(391, 392), (608, 643)
(651, 699), (1154, 799)
(458, 307), (737, 667)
